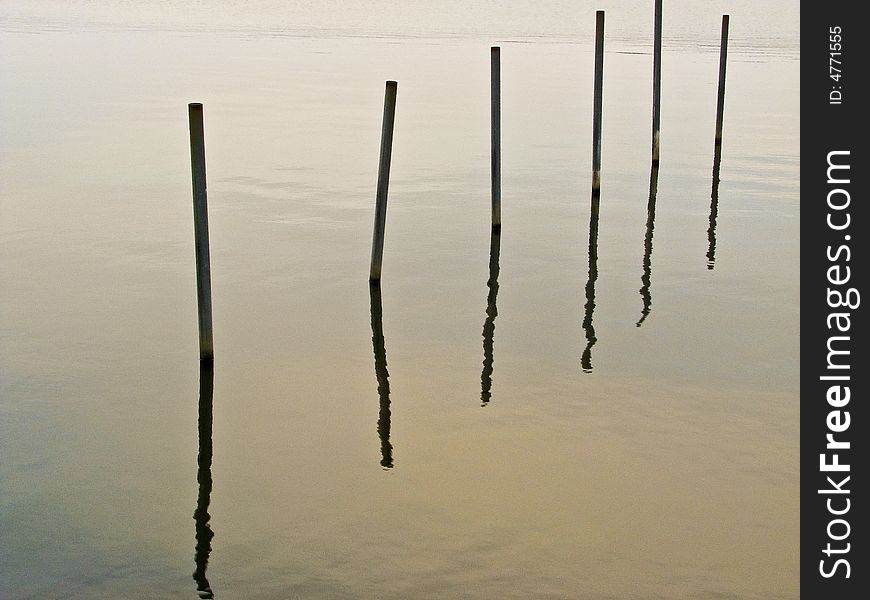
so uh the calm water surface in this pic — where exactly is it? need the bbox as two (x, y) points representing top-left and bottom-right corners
(1, 1), (798, 598)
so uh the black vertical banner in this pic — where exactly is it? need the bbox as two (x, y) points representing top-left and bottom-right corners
(802, 3), (866, 598)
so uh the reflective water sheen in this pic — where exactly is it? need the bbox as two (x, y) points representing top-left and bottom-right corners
(1, 1), (798, 598)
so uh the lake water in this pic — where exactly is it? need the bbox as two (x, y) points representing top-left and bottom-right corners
(0, 1), (799, 598)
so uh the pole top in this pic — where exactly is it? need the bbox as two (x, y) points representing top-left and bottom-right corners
(189, 102), (203, 110)
(386, 80), (397, 88)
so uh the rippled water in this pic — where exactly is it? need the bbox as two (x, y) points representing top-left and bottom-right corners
(1, 1), (798, 598)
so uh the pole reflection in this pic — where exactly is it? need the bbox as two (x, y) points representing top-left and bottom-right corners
(369, 282), (394, 469)
(637, 164), (659, 326)
(193, 361), (215, 599)
(480, 228), (501, 406)
(707, 143), (722, 270)
(581, 190), (600, 373)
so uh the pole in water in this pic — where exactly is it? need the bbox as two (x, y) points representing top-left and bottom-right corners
(586, 10), (605, 362)
(592, 10), (605, 193)
(652, 0), (663, 164)
(369, 81), (398, 282)
(714, 15), (729, 146)
(188, 103), (214, 362)
(491, 46), (501, 230)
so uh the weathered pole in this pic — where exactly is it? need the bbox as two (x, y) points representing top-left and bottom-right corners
(652, 0), (663, 163)
(188, 103), (214, 362)
(592, 10), (605, 193)
(714, 15), (729, 146)
(491, 46), (501, 229)
(369, 81), (398, 282)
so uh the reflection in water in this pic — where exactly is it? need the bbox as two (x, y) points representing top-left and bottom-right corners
(193, 362), (215, 599)
(707, 143), (722, 269)
(637, 165), (660, 327)
(581, 191), (601, 373)
(369, 283), (393, 469)
(480, 229), (501, 406)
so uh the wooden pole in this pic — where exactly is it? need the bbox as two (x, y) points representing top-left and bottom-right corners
(714, 15), (729, 146)
(652, 0), (662, 163)
(491, 46), (501, 230)
(592, 10), (605, 193)
(188, 103), (214, 362)
(369, 81), (398, 282)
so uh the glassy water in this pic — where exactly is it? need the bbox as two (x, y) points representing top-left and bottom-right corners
(1, 1), (798, 598)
